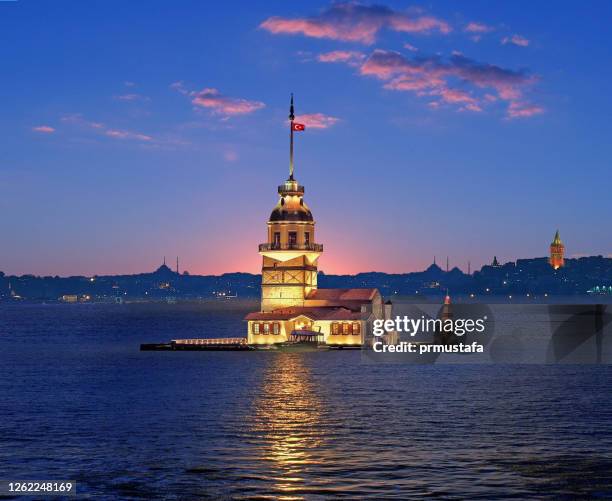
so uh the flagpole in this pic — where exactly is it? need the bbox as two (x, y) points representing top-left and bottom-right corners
(289, 93), (294, 180)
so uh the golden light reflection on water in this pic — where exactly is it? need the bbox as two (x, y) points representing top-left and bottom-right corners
(250, 353), (326, 499)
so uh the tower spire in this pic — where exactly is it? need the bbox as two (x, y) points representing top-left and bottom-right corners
(289, 93), (295, 180)
(550, 229), (565, 269)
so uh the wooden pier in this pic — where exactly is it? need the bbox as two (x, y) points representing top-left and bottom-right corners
(140, 337), (253, 351)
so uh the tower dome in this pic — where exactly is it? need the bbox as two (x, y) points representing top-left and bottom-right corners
(269, 179), (313, 222)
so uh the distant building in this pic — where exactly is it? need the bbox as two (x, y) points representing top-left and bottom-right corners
(549, 230), (565, 269)
(245, 96), (390, 347)
(61, 294), (90, 303)
(491, 256), (501, 267)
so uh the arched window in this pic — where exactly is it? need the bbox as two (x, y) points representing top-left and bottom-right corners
(331, 322), (339, 335)
(353, 322), (361, 335)
(263, 323), (270, 334)
(343, 323), (350, 335)
(253, 323), (260, 334)
(273, 323), (280, 335)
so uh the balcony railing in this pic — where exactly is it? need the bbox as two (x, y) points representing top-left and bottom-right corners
(259, 243), (323, 252)
(278, 184), (304, 194)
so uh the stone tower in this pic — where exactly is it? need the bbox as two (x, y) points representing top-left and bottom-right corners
(549, 230), (565, 269)
(258, 96), (322, 312)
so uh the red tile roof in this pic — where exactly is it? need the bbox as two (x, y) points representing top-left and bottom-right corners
(305, 288), (379, 301)
(245, 306), (364, 321)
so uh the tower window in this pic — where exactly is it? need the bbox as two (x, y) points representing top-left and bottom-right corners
(253, 323), (260, 334)
(343, 323), (350, 335)
(288, 232), (297, 248)
(263, 323), (270, 334)
(304, 232), (310, 245)
(273, 232), (281, 248)
(353, 323), (361, 335)
(332, 323), (339, 335)
(273, 323), (280, 335)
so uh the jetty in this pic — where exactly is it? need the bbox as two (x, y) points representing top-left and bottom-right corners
(140, 337), (253, 351)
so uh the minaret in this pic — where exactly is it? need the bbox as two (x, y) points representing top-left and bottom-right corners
(176, 257), (179, 275)
(258, 95), (322, 312)
(549, 230), (565, 269)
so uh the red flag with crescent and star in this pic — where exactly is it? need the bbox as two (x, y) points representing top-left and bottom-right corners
(292, 123), (305, 131)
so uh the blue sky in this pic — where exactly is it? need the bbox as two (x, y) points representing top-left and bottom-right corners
(1, 0), (611, 276)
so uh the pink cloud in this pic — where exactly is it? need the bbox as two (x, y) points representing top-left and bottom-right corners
(114, 93), (150, 102)
(105, 129), (153, 141)
(384, 74), (445, 92)
(422, 87), (482, 112)
(331, 49), (541, 117)
(507, 101), (544, 118)
(317, 50), (366, 66)
(32, 125), (55, 133)
(260, 3), (450, 45)
(461, 103), (483, 112)
(465, 22), (494, 33)
(170, 81), (189, 95)
(388, 15), (451, 35)
(294, 113), (339, 129)
(502, 34), (530, 47)
(360, 50), (530, 95)
(61, 114), (153, 141)
(192, 88), (265, 116)
(173, 85), (264, 117)
(436, 88), (477, 104)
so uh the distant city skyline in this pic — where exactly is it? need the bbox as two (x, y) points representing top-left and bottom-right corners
(2, 1), (611, 276)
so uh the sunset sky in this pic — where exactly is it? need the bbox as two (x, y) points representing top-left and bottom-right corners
(2, 1), (611, 276)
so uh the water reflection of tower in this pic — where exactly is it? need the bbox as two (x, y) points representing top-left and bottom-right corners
(250, 354), (325, 494)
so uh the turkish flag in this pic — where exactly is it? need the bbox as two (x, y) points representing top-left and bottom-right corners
(292, 123), (305, 131)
